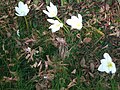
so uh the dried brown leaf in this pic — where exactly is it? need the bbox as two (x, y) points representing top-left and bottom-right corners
(7, 32), (11, 38)
(45, 61), (48, 70)
(36, 83), (41, 90)
(35, 2), (44, 10)
(67, 78), (77, 89)
(60, 87), (66, 90)
(88, 72), (94, 78)
(35, 83), (47, 90)
(90, 63), (94, 72)
(80, 76), (86, 82)
(80, 57), (86, 67)
(24, 38), (35, 45)
(38, 60), (42, 67)
(52, 37), (68, 59)
(30, 62), (38, 68)
(0, 15), (8, 20)
(25, 0), (31, 4)
(71, 69), (76, 74)
(2, 76), (18, 82)
(46, 55), (53, 66)
(30, 49), (35, 61)
(8, 64), (15, 67)
(25, 54), (31, 59)
(39, 46), (43, 53)
(39, 64), (43, 74)
(100, 4), (110, 13)
(83, 37), (92, 43)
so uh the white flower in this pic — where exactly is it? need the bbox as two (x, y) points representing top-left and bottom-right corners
(66, 14), (82, 30)
(98, 53), (116, 74)
(15, 1), (29, 16)
(47, 19), (63, 33)
(43, 2), (57, 17)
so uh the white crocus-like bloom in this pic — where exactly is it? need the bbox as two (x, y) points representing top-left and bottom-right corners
(15, 1), (29, 16)
(43, 2), (57, 17)
(66, 14), (82, 30)
(98, 53), (116, 74)
(47, 19), (63, 33)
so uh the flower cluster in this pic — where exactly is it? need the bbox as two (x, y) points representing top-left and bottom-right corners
(15, 1), (117, 75)
(43, 2), (82, 33)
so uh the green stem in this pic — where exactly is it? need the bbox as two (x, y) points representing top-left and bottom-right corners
(24, 16), (29, 31)
(76, 0), (80, 3)
(55, 16), (69, 33)
(82, 26), (89, 32)
(110, 77), (117, 90)
(61, 0), (64, 6)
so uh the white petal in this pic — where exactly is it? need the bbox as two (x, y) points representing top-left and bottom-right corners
(104, 53), (112, 61)
(54, 20), (60, 24)
(100, 59), (107, 64)
(98, 64), (105, 72)
(53, 7), (57, 14)
(15, 7), (20, 14)
(49, 25), (58, 33)
(15, 13), (21, 16)
(24, 4), (29, 9)
(60, 23), (63, 27)
(50, 2), (57, 10)
(43, 2), (57, 17)
(47, 19), (55, 24)
(48, 20), (62, 33)
(24, 9), (29, 16)
(66, 19), (73, 25)
(49, 25), (54, 29)
(78, 14), (82, 22)
(15, 1), (29, 16)
(111, 62), (116, 73)
(66, 15), (82, 30)
(43, 10), (49, 15)
(76, 22), (82, 30)
(52, 29), (58, 33)
(47, 6), (52, 13)
(50, 2), (54, 7)
(80, 23), (83, 29)
(105, 68), (111, 73)
(103, 62), (116, 74)
(50, 2), (57, 14)
(71, 16), (79, 21)
(24, 4), (29, 13)
(46, 6), (56, 17)
(53, 25), (60, 31)
(18, 1), (24, 8)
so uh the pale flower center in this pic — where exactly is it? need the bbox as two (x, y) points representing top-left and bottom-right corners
(51, 12), (55, 16)
(20, 9), (25, 14)
(107, 62), (113, 68)
(56, 23), (61, 28)
(76, 23), (81, 27)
